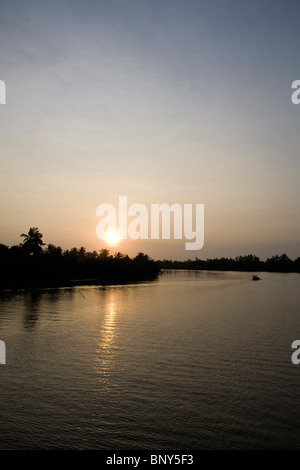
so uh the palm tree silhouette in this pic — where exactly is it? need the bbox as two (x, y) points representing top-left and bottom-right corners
(20, 227), (45, 255)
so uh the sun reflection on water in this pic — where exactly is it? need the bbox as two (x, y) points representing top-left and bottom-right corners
(93, 291), (118, 389)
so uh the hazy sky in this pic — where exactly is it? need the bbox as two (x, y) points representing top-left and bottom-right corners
(1, 0), (300, 260)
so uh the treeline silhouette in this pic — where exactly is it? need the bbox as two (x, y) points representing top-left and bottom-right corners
(1, 228), (299, 289)
(0, 228), (160, 289)
(158, 254), (300, 273)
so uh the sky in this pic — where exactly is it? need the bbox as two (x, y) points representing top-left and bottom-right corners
(0, 0), (300, 260)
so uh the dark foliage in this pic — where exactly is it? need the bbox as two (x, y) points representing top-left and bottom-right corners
(158, 253), (300, 273)
(0, 230), (160, 289)
(1, 228), (299, 289)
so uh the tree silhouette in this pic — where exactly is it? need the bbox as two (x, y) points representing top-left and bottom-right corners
(20, 227), (45, 255)
(99, 248), (110, 259)
(46, 244), (62, 257)
(134, 252), (150, 262)
(114, 251), (125, 260)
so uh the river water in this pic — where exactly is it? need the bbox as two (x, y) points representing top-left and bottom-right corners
(0, 269), (300, 450)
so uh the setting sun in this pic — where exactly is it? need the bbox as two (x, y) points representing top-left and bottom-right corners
(105, 232), (120, 246)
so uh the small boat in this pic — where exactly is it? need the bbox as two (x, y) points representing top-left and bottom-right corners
(252, 275), (261, 281)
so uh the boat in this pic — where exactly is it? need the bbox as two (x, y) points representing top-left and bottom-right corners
(252, 275), (261, 281)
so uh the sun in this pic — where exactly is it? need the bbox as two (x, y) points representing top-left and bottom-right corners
(105, 231), (120, 246)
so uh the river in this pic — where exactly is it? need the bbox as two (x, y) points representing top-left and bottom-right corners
(0, 269), (300, 450)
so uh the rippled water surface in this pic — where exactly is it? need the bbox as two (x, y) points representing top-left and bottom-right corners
(1, 270), (300, 450)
